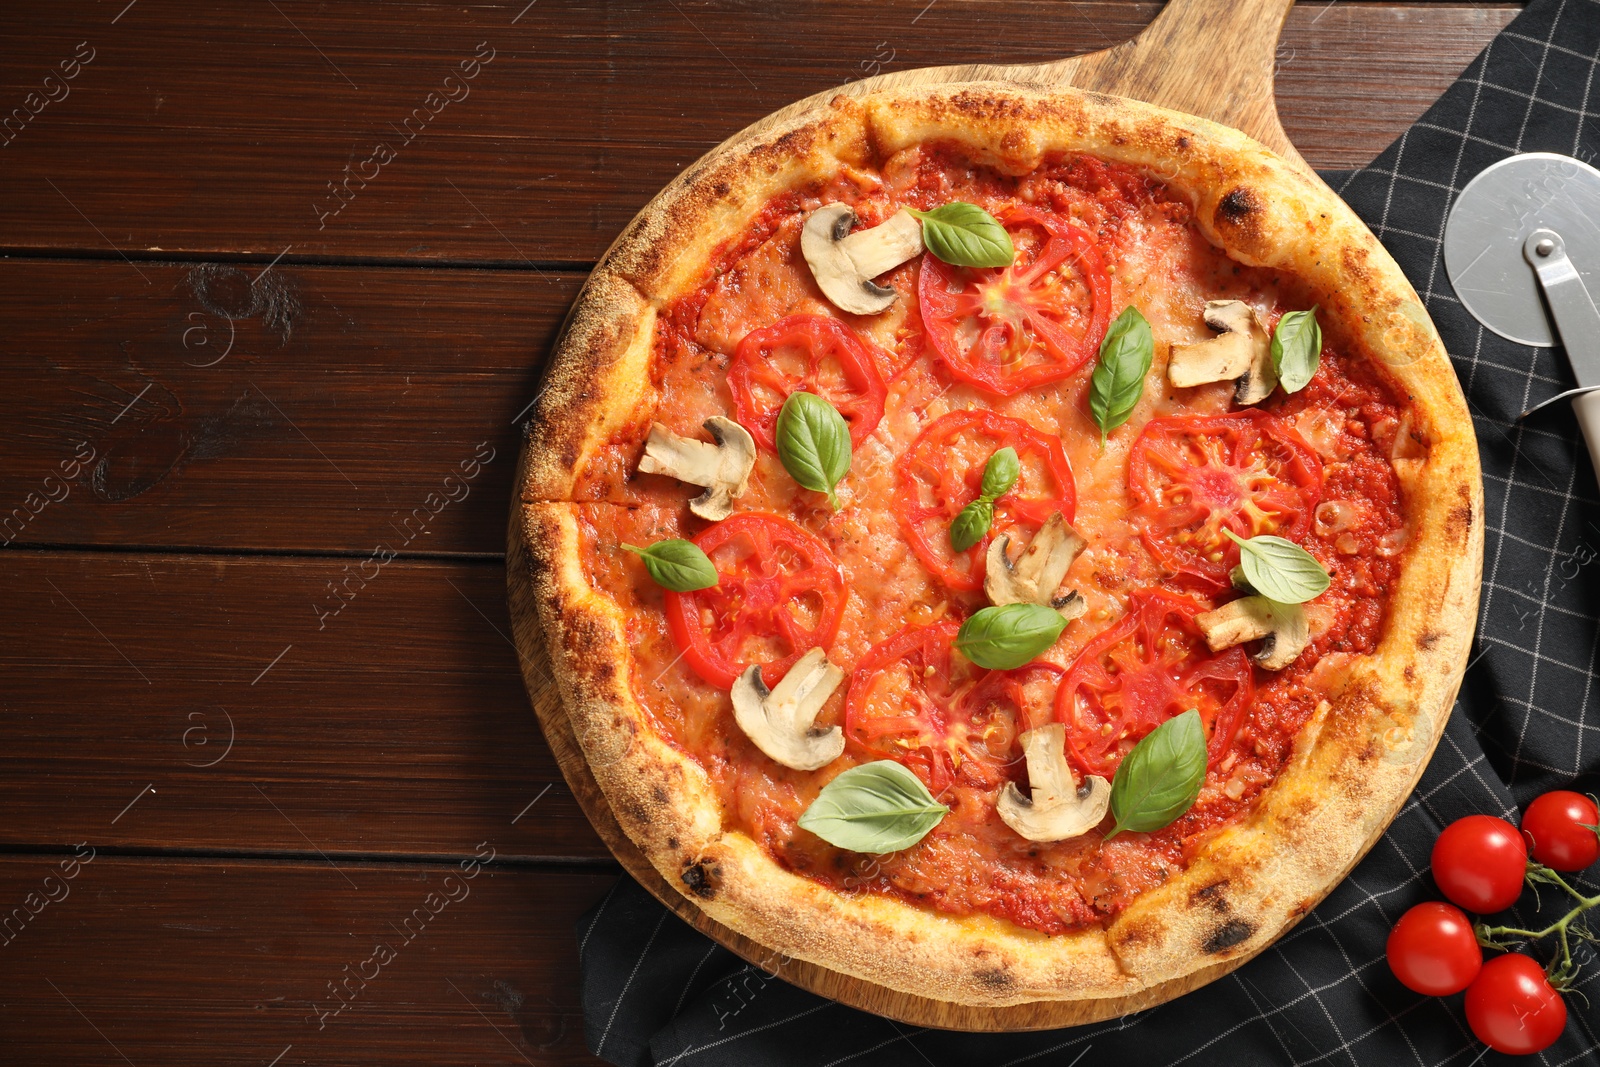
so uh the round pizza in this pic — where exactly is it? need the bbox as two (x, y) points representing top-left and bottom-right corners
(515, 84), (1482, 1009)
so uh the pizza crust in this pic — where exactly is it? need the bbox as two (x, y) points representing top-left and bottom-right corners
(517, 84), (1482, 1007)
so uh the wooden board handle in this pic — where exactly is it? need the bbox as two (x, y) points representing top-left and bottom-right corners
(1053, 0), (1307, 174)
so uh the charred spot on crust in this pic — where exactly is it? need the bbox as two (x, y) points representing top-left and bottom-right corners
(666, 836), (679, 851)
(973, 967), (1015, 992)
(682, 859), (721, 899)
(1219, 188), (1257, 224)
(1176, 135), (1191, 150)
(1111, 914), (1161, 949)
(1190, 879), (1230, 911)
(617, 796), (650, 828)
(1447, 502), (1474, 544)
(1203, 918), (1255, 954)
(1417, 630), (1442, 651)
(652, 785), (670, 805)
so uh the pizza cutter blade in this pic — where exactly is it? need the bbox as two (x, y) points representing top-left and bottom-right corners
(1444, 152), (1600, 472)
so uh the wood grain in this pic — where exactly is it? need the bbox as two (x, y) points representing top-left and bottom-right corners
(0, 2), (1513, 264)
(0, 550), (608, 859)
(0, 260), (579, 555)
(0, 0), (1516, 1058)
(0, 854), (613, 1066)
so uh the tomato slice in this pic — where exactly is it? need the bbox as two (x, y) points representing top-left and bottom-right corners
(1128, 410), (1322, 590)
(953, 661), (1066, 787)
(728, 314), (890, 452)
(845, 622), (968, 793)
(916, 205), (1111, 396)
(664, 512), (846, 689)
(1056, 591), (1253, 777)
(845, 622), (1064, 793)
(895, 409), (1076, 592)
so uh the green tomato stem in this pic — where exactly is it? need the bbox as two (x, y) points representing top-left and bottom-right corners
(1476, 868), (1600, 987)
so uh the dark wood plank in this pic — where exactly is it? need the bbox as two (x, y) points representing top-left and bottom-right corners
(0, 855), (613, 1066)
(0, 551), (609, 859)
(0, 260), (578, 554)
(0, 2), (1514, 264)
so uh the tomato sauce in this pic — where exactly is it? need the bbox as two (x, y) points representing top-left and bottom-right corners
(578, 147), (1414, 935)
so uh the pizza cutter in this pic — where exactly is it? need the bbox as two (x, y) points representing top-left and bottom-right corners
(1444, 153), (1600, 474)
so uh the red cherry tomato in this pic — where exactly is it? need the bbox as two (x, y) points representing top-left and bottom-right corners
(1055, 591), (1253, 777)
(1385, 902), (1482, 995)
(1432, 815), (1528, 914)
(1521, 790), (1600, 872)
(917, 206), (1111, 395)
(1465, 953), (1567, 1055)
(664, 512), (845, 689)
(1128, 410), (1322, 592)
(728, 314), (889, 452)
(894, 409), (1076, 592)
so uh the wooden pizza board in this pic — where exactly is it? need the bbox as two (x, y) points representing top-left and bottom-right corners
(508, 0), (1457, 1030)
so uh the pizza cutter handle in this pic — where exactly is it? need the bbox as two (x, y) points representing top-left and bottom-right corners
(1520, 228), (1600, 482)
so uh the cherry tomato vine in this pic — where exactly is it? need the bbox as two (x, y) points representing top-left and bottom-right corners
(1387, 791), (1600, 1055)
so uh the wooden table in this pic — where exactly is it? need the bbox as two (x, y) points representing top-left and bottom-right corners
(0, 3), (1515, 1063)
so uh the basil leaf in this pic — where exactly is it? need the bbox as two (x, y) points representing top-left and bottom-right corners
(1272, 307), (1322, 394)
(909, 203), (1014, 268)
(1088, 306), (1154, 443)
(776, 391), (851, 508)
(1106, 709), (1207, 838)
(979, 446), (1020, 500)
(1225, 531), (1330, 604)
(954, 603), (1066, 670)
(622, 540), (718, 592)
(797, 761), (949, 854)
(948, 499), (993, 553)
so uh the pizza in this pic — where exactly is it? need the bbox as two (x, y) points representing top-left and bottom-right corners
(514, 84), (1482, 1008)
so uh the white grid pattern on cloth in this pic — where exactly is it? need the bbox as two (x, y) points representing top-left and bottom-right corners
(576, 2), (1600, 1064)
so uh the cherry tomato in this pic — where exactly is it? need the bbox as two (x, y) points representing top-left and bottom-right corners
(894, 410), (1076, 592)
(1465, 953), (1567, 1055)
(1128, 410), (1323, 591)
(1055, 591), (1253, 777)
(728, 314), (889, 452)
(1432, 814), (1528, 914)
(1386, 902), (1482, 995)
(1521, 790), (1600, 872)
(845, 624), (1063, 793)
(664, 512), (845, 689)
(917, 205), (1111, 395)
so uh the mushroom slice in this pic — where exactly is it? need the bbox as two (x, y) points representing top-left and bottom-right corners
(997, 724), (1111, 842)
(983, 512), (1088, 621)
(1195, 595), (1310, 670)
(1167, 299), (1278, 405)
(730, 648), (845, 771)
(636, 415), (756, 522)
(801, 204), (925, 316)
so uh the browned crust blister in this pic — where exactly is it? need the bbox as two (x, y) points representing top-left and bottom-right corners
(516, 84), (1483, 1007)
